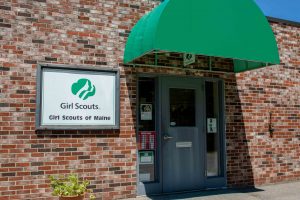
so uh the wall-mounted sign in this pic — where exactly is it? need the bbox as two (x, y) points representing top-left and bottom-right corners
(207, 118), (217, 133)
(140, 104), (152, 120)
(36, 64), (120, 130)
(183, 53), (196, 66)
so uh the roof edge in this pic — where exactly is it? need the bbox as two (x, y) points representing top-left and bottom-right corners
(267, 16), (300, 27)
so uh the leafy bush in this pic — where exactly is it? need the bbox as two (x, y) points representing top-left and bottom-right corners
(49, 174), (95, 200)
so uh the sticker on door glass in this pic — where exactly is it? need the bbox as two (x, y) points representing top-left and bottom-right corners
(170, 122), (176, 126)
(140, 104), (152, 120)
(139, 151), (154, 165)
(207, 118), (217, 133)
(139, 173), (151, 182)
(138, 131), (156, 150)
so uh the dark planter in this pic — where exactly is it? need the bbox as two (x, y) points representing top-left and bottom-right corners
(59, 195), (84, 200)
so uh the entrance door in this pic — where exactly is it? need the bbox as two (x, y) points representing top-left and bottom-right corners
(162, 77), (205, 193)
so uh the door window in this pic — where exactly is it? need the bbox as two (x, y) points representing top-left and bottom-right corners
(169, 88), (196, 127)
(138, 77), (156, 182)
(205, 81), (220, 177)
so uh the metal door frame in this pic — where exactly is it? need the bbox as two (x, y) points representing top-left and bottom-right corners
(136, 74), (227, 196)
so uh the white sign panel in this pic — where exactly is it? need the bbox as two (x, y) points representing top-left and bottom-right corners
(139, 173), (151, 182)
(140, 104), (152, 120)
(207, 118), (217, 133)
(38, 67), (119, 129)
(183, 53), (196, 66)
(139, 151), (154, 165)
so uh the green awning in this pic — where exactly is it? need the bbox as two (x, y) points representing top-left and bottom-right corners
(124, 0), (280, 72)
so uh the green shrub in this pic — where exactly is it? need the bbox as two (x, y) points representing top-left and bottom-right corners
(49, 174), (95, 200)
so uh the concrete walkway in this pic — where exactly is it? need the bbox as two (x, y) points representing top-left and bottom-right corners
(126, 181), (300, 200)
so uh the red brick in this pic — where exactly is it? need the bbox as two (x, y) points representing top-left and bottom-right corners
(0, 1), (299, 200)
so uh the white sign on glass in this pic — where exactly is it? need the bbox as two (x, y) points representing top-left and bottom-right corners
(207, 118), (217, 133)
(139, 173), (151, 182)
(139, 151), (154, 165)
(140, 104), (152, 120)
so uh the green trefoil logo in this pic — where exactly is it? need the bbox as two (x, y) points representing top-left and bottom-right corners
(71, 78), (96, 100)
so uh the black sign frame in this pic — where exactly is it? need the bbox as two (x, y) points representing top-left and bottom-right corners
(35, 64), (120, 130)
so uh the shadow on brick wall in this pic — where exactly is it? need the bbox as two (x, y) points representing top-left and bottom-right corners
(225, 76), (254, 187)
(35, 129), (121, 138)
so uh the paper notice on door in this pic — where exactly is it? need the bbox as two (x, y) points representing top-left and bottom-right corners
(207, 118), (217, 133)
(141, 155), (152, 163)
(176, 142), (192, 148)
(139, 151), (154, 165)
(139, 173), (151, 182)
(140, 104), (152, 120)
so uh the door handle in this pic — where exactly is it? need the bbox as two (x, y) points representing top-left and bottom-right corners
(163, 135), (174, 140)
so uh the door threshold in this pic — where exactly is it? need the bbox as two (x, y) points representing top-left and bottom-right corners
(141, 187), (228, 198)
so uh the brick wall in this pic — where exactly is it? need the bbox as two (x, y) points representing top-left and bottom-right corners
(233, 22), (300, 185)
(0, 0), (299, 200)
(0, 1), (158, 199)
